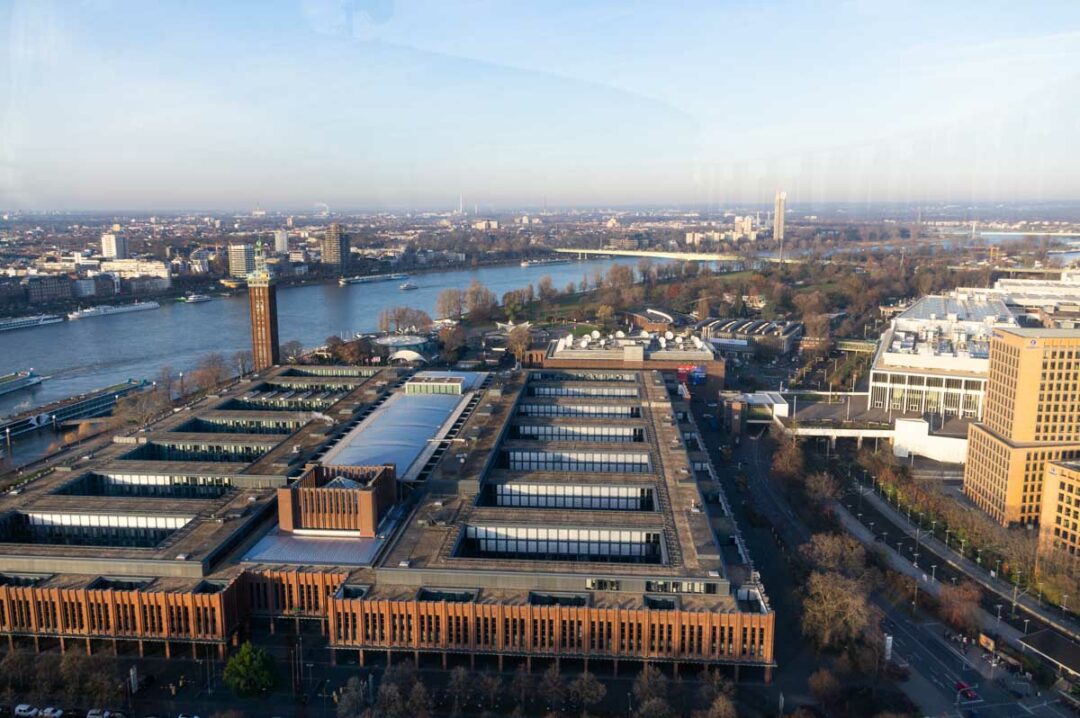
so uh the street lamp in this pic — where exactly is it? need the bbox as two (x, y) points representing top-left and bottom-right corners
(178, 371), (185, 398)
(931, 565), (937, 582)
(1063, 594), (1070, 616)
(945, 529), (952, 548)
(996, 604), (1003, 626)
(1024, 619), (1030, 635)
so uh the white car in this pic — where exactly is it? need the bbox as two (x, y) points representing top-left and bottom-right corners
(85, 711), (110, 718)
(15, 707), (40, 718)
(41, 710), (63, 718)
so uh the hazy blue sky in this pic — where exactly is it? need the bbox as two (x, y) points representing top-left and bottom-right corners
(2, 0), (1080, 211)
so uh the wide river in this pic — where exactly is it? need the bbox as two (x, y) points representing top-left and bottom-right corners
(0, 258), (640, 417)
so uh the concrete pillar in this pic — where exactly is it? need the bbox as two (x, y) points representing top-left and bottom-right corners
(32, 635), (39, 653)
(733, 664), (740, 683)
(321, 619), (327, 637)
(526, 656), (531, 673)
(413, 650), (419, 667)
(59, 636), (65, 654)
(583, 656), (588, 672)
(857, 436), (863, 450)
(764, 666), (773, 684)
(442, 652), (447, 669)
(470, 653), (475, 670)
(613, 658), (618, 677)
(6, 634), (12, 650)
(294, 617), (300, 634)
(673, 662), (679, 680)
(497, 654), (504, 671)
(112, 638), (118, 656)
(269, 618), (275, 635)
(218, 644), (226, 660)
(330, 648), (337, 666)
(85, 638), (92, 655)
(358, 649), (365, 667)
(164, 641), (171, 659)
(192, 643), (198, 660)
(138, 640), (144, 657)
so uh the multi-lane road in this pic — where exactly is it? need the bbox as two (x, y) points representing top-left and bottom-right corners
(692, 406), (1071, 717)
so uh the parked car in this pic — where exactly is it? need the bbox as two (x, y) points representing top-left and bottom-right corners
(14, 707), (39, 718)
(953, 681), (978, 700)
(41, 709), (62, 718)
(85, 710), (111, 718)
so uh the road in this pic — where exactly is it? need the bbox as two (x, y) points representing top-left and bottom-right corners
(842, 477), (1080, 646)
(705, 416), (1068, 717)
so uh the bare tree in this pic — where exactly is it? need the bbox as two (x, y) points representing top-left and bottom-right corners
(510, 663), (532, 712)
(478, 673), (502, 711)
(158, 365), (176, 401)
(281, 339), (304, 362)
(507, 325), (532, 364)
(192, 352), (231, 391)
(801, 571), (872, 649)
(569, 671), (606, 717)
(537, 275), (558, 303)
(595, 304), (615, 328)
(799, 533), (868, 581)
(808, 667), (841, 706)
(538, 664), (566, 713)
(447, 665), (472, 716)
(633, 664), (668, 705)
(435, 288), (465, 320)
(233, 349), (253, 376)
(938, 581), (982, 633)
(464, 279), (497, 322)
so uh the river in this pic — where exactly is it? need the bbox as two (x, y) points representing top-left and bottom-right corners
(0, 258), (640, 417)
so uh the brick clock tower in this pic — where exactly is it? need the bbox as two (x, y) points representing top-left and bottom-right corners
(247, 238), (280, 371)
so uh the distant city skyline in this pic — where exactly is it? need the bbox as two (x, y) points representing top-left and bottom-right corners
(3, 1), (1080, 210)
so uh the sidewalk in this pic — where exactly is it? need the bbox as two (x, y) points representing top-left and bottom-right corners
(833, 503), (1025, 648)
(856, 482), (1080, 642)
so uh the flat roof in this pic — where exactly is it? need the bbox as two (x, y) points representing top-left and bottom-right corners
(318, 372), (484, 480)
(242, 530), (386, 566)
(1020, 629), (1080, 677)
(897, 295), (1014, 323)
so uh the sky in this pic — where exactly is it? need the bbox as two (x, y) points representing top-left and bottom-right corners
(2, 0), (1080, 211)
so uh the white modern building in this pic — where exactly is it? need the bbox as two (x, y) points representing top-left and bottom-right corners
(98, 259), (171, 279)
(228, 244), (255, 278)
(273, 230), (289, 254)
(868, 294), (1017, 419)
(101, 233), (128, 259)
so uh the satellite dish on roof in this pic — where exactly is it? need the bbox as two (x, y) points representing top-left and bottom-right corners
(659, 337), (667, 348)
(591, 330), (601, 339)
(615, 330), (626, 338)
(675, 336), (684, 345)
(692, 336), (703, 348)
(640, 329), (651, 338)
(579, 337), (589, 348)
(665, 331), (674, 340)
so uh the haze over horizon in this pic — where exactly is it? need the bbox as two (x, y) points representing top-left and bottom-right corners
(3, 0), (1080, 211)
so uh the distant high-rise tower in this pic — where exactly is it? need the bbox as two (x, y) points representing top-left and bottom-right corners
(273, 230), (289, 254)
(101, 233), (128, 259)
(228, 244), (255, 278)
(247, 238), (280, 372)
(773, 191), (786, 259)
(320, 222), (349, 275)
